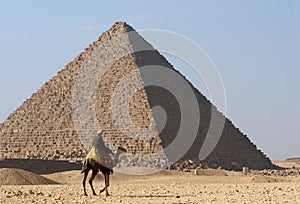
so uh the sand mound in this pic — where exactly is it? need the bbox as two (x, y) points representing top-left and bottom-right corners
(43, 170), (89, 184)
(0, 168), (59, 185)
(43, 169), (188, 184)
(273, 160), (300, 169)
(233, 175), (284, 184)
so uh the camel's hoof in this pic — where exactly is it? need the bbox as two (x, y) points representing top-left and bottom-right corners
(93, 193), (97, 196)
(106, 193), (110, 197)
(84, 193), (88, 196)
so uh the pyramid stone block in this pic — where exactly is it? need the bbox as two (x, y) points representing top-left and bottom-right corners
(0, 22), (276, 170)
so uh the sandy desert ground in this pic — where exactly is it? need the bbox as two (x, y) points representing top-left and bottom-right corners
(0, 161), (299, 204)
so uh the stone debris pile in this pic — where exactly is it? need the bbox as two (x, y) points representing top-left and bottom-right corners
(250, 168), (300, 176)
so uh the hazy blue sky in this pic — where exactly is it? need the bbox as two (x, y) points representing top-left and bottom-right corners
(0, 1), (299, 160)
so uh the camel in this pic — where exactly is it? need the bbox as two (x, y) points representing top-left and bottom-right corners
(81, 146), (126, 196)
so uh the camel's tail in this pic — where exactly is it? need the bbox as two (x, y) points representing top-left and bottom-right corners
(81, 159), (88, 174)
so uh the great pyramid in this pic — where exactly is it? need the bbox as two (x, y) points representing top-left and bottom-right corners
(0, 22), (276, 170)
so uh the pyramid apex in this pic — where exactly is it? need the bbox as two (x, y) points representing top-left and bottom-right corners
(108, 21), (135, 34)
(95, 21), (135, 42)
(112, 21), (134, 28)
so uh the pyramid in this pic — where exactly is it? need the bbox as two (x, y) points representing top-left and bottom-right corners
(0, 22), (276, 170)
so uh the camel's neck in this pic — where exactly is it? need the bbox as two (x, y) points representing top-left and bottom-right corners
(113, 149), (122, 167)
(112, 147), (126, 167)
(114, 150), (121, 161)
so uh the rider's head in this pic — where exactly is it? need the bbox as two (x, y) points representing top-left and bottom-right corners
(97, 130), (103, 136)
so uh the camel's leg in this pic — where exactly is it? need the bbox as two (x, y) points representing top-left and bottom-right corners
(105, 174), (110, 196)
(89, 169), (98, 196)
(82, 169), (89, 196)
(99, 173), (110, 196)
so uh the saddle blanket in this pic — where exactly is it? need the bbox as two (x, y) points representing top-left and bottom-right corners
(86, 147), (113, 169)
